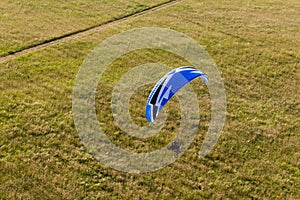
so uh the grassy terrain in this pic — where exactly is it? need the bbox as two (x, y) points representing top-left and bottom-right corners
(0, 0), (299, 199)
(0, 0), (169, 56)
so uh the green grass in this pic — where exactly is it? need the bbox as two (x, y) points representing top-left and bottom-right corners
(0, 0), (170, 56)
(0, 0), (299, 199)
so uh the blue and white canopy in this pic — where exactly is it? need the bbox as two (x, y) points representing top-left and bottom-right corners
(145, 66), (208, 122)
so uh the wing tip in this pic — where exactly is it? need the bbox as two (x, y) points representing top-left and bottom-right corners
(201, 74), (209, 83)
(145, 104), (154, 122)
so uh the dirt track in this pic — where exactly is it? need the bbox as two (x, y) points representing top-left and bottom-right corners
(0, 0), (182, 63)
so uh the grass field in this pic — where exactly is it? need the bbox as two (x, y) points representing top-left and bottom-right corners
(0, 0), (299, 199)
(0, 0), (170, 56)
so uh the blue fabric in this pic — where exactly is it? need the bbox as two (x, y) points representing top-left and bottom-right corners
(145, 66), (208, 122)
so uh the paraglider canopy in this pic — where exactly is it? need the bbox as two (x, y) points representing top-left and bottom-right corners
(145, 66), (208, 122)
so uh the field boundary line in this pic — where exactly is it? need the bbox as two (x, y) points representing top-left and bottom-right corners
(0, 0), (183, 63)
